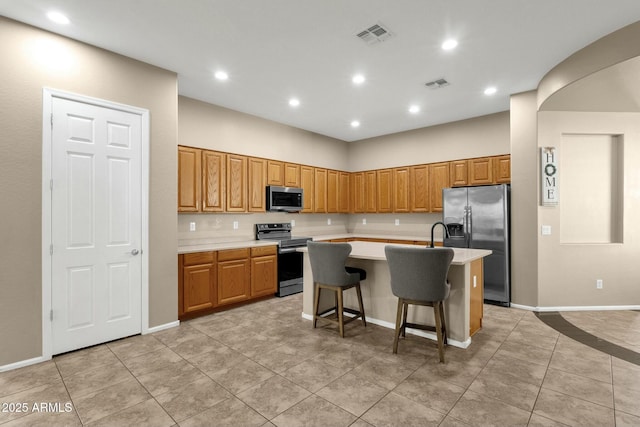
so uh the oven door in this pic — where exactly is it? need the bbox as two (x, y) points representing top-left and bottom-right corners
(276, 250), (304, 297)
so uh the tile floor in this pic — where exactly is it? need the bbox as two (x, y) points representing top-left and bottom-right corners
(1, 295), (639, 426)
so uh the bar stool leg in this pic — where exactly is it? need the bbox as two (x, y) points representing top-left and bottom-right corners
(439, 301), (448, 345)
(355, 283), (367, 327)
(434, 302), (445, 363)
(337, 288), (345, 338)
(313, 283), (321, 329)
(393, 298), (404, 353)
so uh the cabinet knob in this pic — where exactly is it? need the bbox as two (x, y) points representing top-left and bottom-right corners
(131, 249), (140, 256)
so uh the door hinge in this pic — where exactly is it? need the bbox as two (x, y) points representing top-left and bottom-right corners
(50, 310), (53, 321)
(50, 113), (53, 128)
(50, 244), (53, 255)
(50, 179), (53, 191)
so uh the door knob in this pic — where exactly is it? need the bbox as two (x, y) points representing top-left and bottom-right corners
(131, 249), (139, 255)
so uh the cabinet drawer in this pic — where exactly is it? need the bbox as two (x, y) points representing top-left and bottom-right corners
(183, 251), (216, 266)
(218, 247), (250, 262)
(251, 245), (277, 257)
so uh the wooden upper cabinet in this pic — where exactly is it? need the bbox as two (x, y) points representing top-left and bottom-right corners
(469, 157), (494, 185)
(450, 160), (469, 187)
(429, 162), (450, 212)
(410, 164), (430, 212)
(376, 169), (393, 213)
(364, 170), (377, 213)
(351, 172), (365, 213)
(493, 155), (511, 183)
(247, 157), (266, 212)
(267, 160), (284, 186)
(338, 171), (350, 213)
(202, 150), (225, 212)
(393, 167), (410, 213)
(284, 163), (301, 187)
(178, 146), (201, 212)
(314, 168), (328, 213)
(226, 154), (247, 212)
(327, 169), (339, 213)
(300, 165), (314, 213)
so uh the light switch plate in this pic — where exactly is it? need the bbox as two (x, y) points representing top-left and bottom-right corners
(541, 225), (552, 235)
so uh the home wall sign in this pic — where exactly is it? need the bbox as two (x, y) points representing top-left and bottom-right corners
(541, 147), (558, 206)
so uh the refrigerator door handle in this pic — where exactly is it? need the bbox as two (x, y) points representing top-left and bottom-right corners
(466, 205), (472, 246)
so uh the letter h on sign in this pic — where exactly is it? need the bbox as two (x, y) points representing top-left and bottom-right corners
(540, 147), (558, 206)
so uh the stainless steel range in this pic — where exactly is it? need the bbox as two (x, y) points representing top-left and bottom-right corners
(255, 223), (312, 297)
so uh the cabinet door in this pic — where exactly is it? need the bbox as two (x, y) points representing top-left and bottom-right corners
(469, 259), (484, 336)
(410, 164), (430, 212)
(393, 167), (410, 213)
(469, 157), (493, 185)
(267, 160), (285, 186)
(493, 155), (511, 183)
(284, 163), (301, 187)
(217, 258), (250, 306)
(364, 170), (377, 213)
(183, 263), (216, 314)
(376, 169), (393, 213)
(226, 154), (247, 212)
(450, 160), (469, 187)
(248, 157), (267, 212)
(429, 162), (450, 212)
(178, 146), (201, 212)
(251, 255), (277, 297)
(350, 172), (365, 213)
(300, 166), (314, 213)
(314, 168), (328, 213)
(338, 171), (350, 213)
(202, 150), (225, 212)
(327, 169), (339, 213)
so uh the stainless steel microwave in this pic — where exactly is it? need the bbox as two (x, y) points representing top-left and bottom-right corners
(266, 186), (303, 212)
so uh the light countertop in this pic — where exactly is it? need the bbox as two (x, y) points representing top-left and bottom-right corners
(298, 240), (491, 265)
(178, 240), (277, 254)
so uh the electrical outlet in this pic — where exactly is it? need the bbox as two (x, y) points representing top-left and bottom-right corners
(362, 218), (366, 225)
(596, 279), (603, 289)
(327, 218), (331, 225)
(291, 220), (295, 227)
(395, 218), (400, 226)
(189, 222), (196, 232)
(541, 225), (552, 235)
(233, 221), (238, 230)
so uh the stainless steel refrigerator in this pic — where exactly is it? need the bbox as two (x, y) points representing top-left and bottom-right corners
(442, 184), (510, 306)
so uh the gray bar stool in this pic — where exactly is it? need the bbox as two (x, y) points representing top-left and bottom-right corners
(307, 241), (366, 338)
(384, 245), (454, 362)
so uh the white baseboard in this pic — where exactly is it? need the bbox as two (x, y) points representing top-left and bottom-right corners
(511, 303), (640, 312)
(144, 320), (180, 334)
(301, 312), (471, 349)
(0, 355), (50, 373)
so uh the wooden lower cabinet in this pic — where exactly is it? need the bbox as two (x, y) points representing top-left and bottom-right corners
(217, 248), (251, 306)
(179, 245), (278, 320)
(250, 246), (277, 298)
(178, 252), (216, 318)
(469, 258), (484, 336)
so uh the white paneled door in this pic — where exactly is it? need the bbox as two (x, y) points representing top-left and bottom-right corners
(50, 96), (143, 355)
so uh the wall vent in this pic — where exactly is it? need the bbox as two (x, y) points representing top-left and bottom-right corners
(425, 78), (450, 89)
(356, 22), (392, 45)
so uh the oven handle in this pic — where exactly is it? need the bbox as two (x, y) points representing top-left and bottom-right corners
(278, 247), (304, 253)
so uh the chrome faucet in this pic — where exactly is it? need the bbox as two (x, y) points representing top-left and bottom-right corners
(430, 221), (450, 248)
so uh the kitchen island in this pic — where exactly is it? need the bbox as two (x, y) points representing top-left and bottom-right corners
(299, 241), (491, 348)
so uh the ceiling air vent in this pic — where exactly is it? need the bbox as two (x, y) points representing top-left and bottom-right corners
(356, 22), (392, 45)
(425, 78), (450, 89)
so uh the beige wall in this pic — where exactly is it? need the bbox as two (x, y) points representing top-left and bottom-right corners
(509, 91), (539, 307)
(179, 96), (350, 171)
(347, 111), (510, 171)
(0, 18), (178, 366)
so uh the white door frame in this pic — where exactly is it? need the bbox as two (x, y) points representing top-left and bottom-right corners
(42, 88), (150, 360)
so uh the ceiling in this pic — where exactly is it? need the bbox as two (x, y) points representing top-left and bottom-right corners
(2, 1), (640, 142)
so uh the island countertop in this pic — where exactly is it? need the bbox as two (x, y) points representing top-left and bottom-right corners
(298, 241), (490, 265)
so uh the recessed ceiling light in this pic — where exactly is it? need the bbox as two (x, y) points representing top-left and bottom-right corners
(484, 86), (497, 95)
(214, 71), (229, 81)
(441, 39), (458, 51)
(408, 105), (420, 114)
(288, 98), (300, 107)
(352, 74), (366, 85)
(350, 120), (360, 128)
(47, 11), (70, 25)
